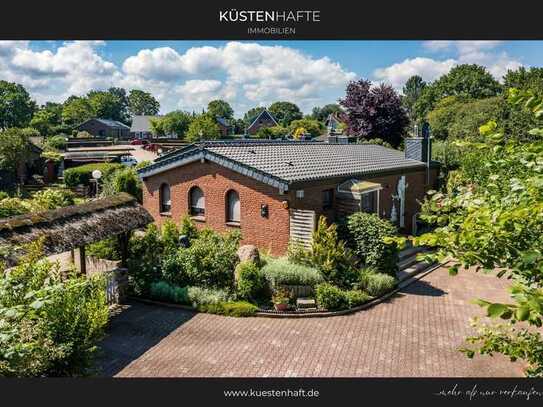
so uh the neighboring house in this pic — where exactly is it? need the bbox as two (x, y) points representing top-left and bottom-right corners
(138, 137), (439, 255)
(75, 119), (130, 139)
(245, 109), (278, 135)
(216, 117), (233, 137)
(324, 112), (357, 144)
(130, 115), (160, 139)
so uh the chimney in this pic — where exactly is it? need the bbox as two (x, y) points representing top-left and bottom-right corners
(404, 123), (431, 163)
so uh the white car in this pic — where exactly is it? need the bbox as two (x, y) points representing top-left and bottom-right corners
(120, 155), (138, 167)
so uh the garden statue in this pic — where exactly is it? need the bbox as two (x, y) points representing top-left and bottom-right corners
(397, 176), (408, 228)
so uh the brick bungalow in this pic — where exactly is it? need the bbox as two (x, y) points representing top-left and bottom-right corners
(138, 139), (438, 255)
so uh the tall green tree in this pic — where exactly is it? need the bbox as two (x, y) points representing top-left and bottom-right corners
(61, 96), (93, 127)
(0, 128), (32, 178)
(29, 102), (63, 136)
(268, 101), (303, 127)
(0, 81), (36, 129)
(149, 111), (192, 138)
(185, 114), (221, 142)
(207, 100), (234, 119)
(310, 104), (342, 122)
(503, 67), (543, 95)
(127, 89), (160, 116)
(413, 64), (502, 122)
(87, 90), (125, 122)
(402, 75), (427, 124)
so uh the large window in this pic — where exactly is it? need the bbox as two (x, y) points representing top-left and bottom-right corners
(159, 183), (171, 213)
(189, 186), (205, 216)
(226, 190), (240, 223)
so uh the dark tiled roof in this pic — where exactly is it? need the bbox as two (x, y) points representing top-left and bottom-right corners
(139, 141), (428, 185)
(94, 119), (130, 129)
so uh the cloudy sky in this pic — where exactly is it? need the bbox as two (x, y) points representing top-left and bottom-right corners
(1, 40), (541, 117)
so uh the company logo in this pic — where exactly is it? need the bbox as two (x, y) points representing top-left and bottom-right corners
(219, 9), (321, 23)
(218, 9), (320, 35)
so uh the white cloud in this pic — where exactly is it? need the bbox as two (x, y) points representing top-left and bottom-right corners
(373, 57), (456, 89)
(0, 40), (356, 115)
(377, 41), (522, 91)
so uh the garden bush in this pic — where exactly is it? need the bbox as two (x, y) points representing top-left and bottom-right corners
(357, 268), (397, 297)
(289, 217), (357, 287)
(261, 256), (323, 286)
(86, 237), (121, 261)
(0, 197), (32, 217)
(31, 188), (75, 210)
(315, 283), (350, 310)
(161, 229), (241, 289)
(198, 301), (257, 317)
(315, 283), (372, 310)
(186, 286), (232, 307)
(63, 163), (123, 187)
(235, 261), (268, 301)
(340, 212), (399, 275)
(149, 281), (188, 304)
(161, 219), (180, 255)
(127, 224), (164, 295)
(0, 244), (109, 377)
(100, 166), (143, 202)
(45, 135), (67, 151)
(179, 215), (199, 241)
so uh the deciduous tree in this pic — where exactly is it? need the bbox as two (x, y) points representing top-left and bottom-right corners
(268, 101), (303, 127)
(0, 81), (36, 129)
(207, 100), (234, 120)
(127, 89), (160, 116)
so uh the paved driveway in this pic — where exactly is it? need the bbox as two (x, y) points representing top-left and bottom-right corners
(96, 266), (524, 377)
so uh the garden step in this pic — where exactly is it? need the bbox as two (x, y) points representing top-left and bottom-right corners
(296, 298), (316, 309)
(397, 254), (420, 270)
(398, 245), (426, 261)
(396, 260), (436, 282)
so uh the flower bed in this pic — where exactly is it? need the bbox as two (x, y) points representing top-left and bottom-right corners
(121, 215), (400, 317)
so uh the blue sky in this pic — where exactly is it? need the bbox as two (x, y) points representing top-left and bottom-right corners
(2, 40), (543, 117)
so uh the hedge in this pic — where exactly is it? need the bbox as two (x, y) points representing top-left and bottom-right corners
(63, 163), (123, 187)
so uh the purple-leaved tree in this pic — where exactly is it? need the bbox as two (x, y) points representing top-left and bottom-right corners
(339, 79), (408, 147)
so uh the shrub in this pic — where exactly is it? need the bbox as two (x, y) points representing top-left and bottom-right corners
(149, 281), (188, 304)
(291, 217), (356, 287)
(0, 244), (109, 377)
(45, 135), (67, 151)
(127, 224), (164, 295)
(86, 237), (121, 261)
(340, 212), (399, 275)
(63, 163), (123, 187)
(161, 229), (240, 289)
(357, 268), (397, 297)
(261, 256), (323, 286)
(186, 286), (232, 307)
(179, 215), (199, 241)
(161, 219), (180, 255)
(315, 283), (349, 310)
(100, 167), (142, 202)
(315, 283), (371, 310)
(198, 301), (257, 317)
(235, 261), (268, 301)
(0, 197), (32, 217)
(31, 188), (75, 210)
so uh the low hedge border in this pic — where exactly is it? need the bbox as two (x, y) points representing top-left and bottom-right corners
(127, 261), (446, 318)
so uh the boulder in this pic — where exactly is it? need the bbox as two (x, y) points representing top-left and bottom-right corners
(237, 244), (260, 266)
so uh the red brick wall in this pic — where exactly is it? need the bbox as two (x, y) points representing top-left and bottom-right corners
(142, 160), (291, 255)
(287, 168), (438, 233)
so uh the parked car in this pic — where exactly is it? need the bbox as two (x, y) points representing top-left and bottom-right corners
(130, 139), (149, 145)
(120, 155), (138, 167)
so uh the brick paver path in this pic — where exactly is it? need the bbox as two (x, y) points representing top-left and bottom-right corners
(96, 266), (524, 377)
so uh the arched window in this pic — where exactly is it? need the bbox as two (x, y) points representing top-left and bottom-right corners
(226, 190), (240, 223)
(189, 186), (205, 216)
(159, 183), (171, 213)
